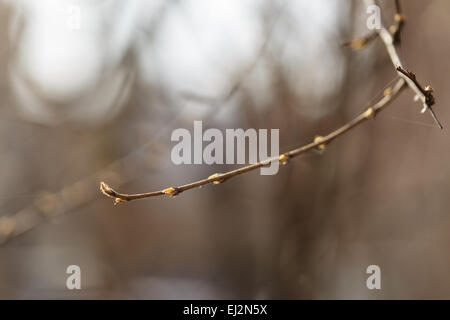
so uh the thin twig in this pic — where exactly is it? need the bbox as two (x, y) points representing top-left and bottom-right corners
(100, 0), (439, 204)
(364, 0), (442, 129)
(100, 78), (407, 203)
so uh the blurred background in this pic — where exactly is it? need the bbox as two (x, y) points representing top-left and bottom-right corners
(0, 0), (449, 299)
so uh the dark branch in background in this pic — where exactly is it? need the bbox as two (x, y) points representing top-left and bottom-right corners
(100, 0), (440, 204)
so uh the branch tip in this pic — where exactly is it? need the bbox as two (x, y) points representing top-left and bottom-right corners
(114, 198), (128, 205)
(100, 182), (114, 198)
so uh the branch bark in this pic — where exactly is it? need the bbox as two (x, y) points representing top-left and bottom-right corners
(100, 79), (406, 204)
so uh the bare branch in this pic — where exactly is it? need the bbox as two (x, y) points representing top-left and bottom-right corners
(100, 78), (407, 204)
(391, 0), (405, 44)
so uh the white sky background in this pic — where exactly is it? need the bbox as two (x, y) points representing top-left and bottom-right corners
(6, 0), (349, 123)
